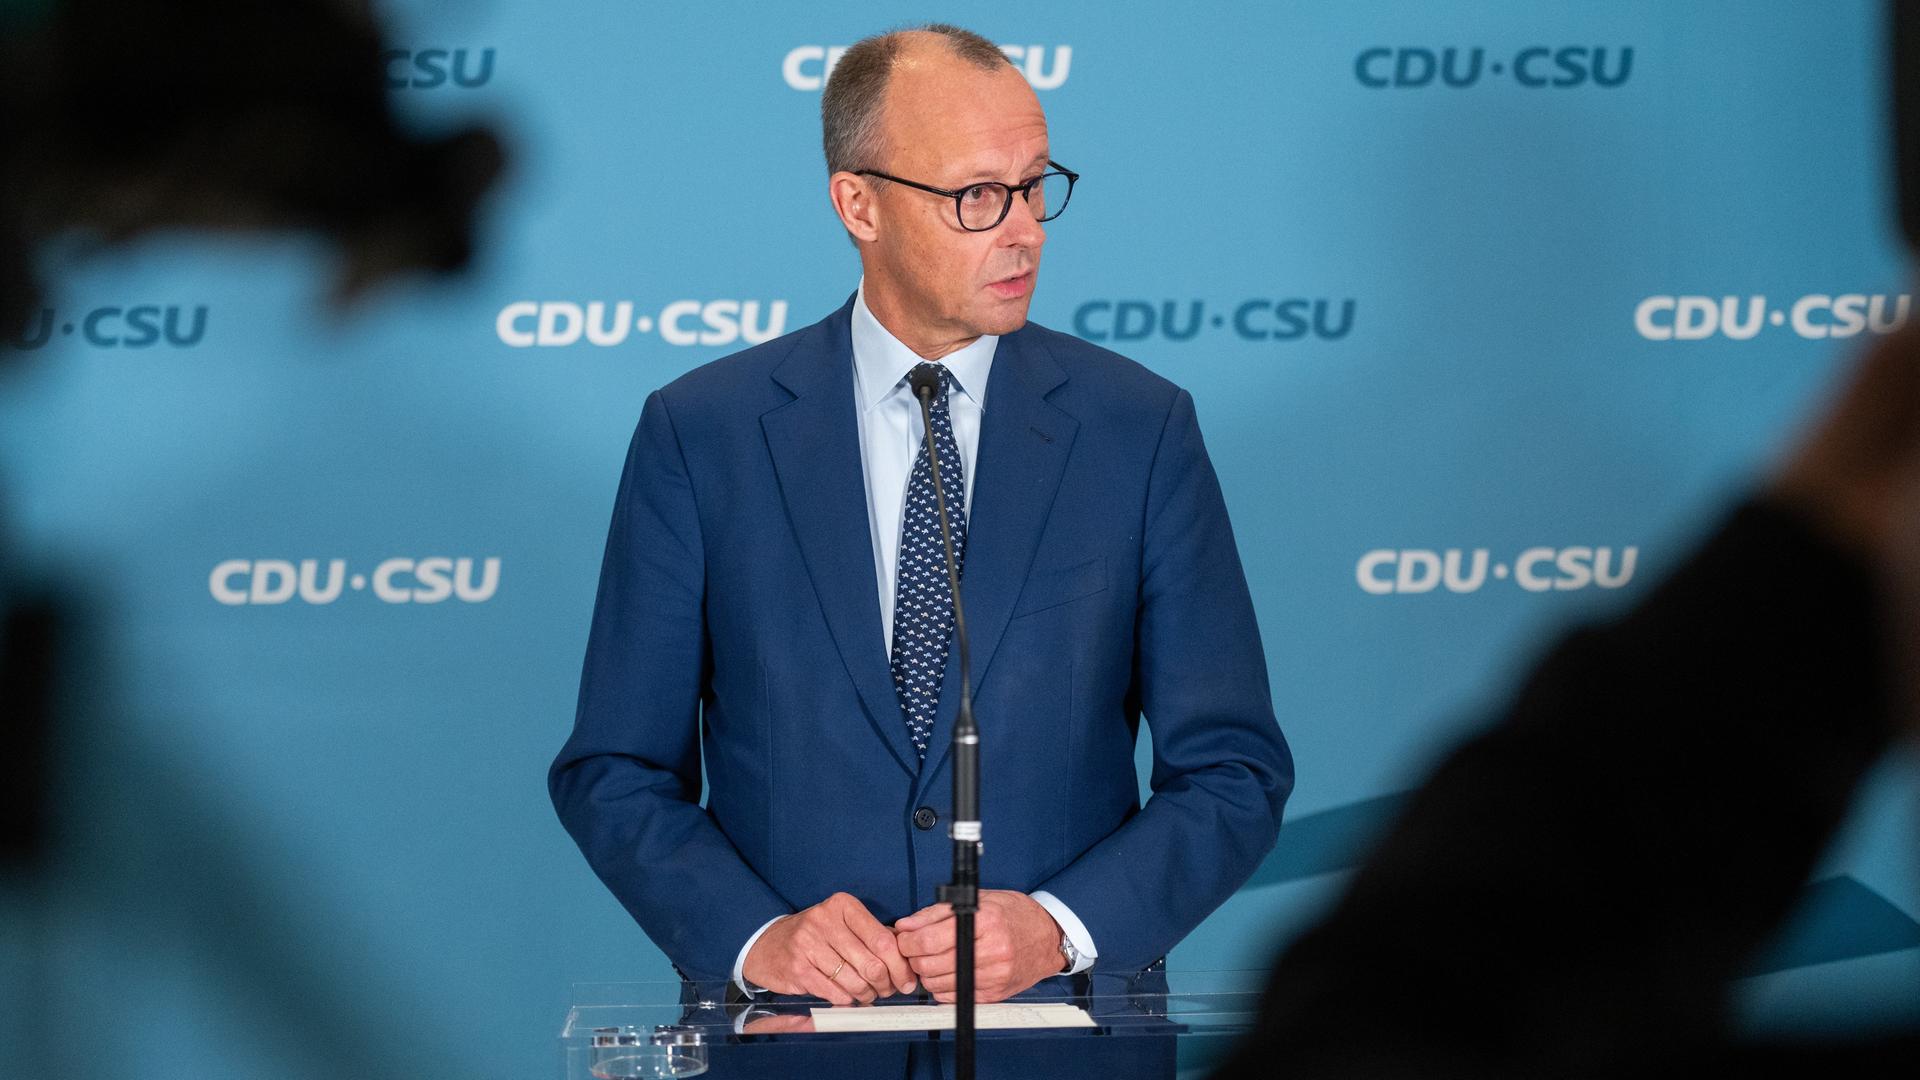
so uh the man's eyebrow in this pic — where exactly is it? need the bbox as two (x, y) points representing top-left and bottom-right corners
(950, 155), (1053, 185)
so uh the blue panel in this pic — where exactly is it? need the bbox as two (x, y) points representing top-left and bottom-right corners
(2, 2), (1913, 1076)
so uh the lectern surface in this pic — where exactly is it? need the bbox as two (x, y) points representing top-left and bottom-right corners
(560, 968), (1265, 1080)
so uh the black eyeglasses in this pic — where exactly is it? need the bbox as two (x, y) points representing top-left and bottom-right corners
(852, 161), (1078, 232)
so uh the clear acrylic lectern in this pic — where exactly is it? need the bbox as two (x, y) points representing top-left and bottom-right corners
(559, 968), (1267, 1080)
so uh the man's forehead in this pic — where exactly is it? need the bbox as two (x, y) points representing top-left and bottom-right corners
(883, 56), (1048, 176)
(888, 50), (1038, 112)
(937, 139), (1051, 181)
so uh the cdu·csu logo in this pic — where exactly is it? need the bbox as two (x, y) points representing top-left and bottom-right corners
(1355, 46), (1632, 88)
(6, 305), (209, 350)
(384, 47), (494, 89)
(496, 299), (788, 348)
(1634, 293), (1910, 341)
(210, 558), (501, 606)
(784, 44), (1070, 90)
(1357, 546), (1639, 595)
(1071, 298), (1356, 343)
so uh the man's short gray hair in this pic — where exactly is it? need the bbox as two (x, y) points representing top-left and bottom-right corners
(821, 24), (1014, 176)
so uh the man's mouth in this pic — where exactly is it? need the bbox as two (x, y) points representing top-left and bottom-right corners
(987, 271), (1034, 299)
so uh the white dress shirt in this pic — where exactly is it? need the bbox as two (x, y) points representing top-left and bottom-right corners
(731, 284), (1097, 992)
(851, 283), (991, 648)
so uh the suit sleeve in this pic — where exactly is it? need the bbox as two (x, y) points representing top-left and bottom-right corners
(1035, 387), (1295, 972)
(549, 389), (792, 981)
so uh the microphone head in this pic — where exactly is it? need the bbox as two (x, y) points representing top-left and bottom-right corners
(908, 362), (944, 401)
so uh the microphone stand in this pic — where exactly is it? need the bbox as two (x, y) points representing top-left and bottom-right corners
(911, 367), (980, 1080)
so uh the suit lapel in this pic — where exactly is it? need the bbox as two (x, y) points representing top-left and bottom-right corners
(917, 326), (1077, 794)
(762, 302), (917, 778)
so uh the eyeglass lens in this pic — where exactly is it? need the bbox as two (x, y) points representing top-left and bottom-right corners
(957, 174), (1069, 230)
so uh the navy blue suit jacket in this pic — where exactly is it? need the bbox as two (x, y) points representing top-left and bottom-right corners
(550, 297), (1293, 982)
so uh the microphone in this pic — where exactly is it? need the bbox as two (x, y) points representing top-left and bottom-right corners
(910, 363), (982, 1080)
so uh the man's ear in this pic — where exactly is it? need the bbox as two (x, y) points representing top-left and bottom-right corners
(829, 172), (881, 244)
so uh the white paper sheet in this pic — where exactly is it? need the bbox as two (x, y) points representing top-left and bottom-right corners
(807, 1002), (1097, 1033)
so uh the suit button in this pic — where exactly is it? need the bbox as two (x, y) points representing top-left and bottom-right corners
(913, 807), (938, 831)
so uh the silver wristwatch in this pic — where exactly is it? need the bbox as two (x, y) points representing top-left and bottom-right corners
(1058, 936), (1079, 973)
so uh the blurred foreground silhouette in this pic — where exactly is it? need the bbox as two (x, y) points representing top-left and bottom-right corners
(1, 2), (505, 1075)
(0, 0), (506, 340)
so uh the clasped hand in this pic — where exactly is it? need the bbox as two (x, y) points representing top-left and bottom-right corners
(740, 889), (1066, 1006)
(894, 889), (1068, 1003)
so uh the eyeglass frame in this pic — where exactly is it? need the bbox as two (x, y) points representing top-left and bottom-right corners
(850, 160), (1079, 232)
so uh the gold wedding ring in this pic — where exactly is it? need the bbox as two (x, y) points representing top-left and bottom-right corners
(829, 960), (845, 979)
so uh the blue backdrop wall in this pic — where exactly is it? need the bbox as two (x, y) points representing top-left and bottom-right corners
(3, 2), (1918, 1077)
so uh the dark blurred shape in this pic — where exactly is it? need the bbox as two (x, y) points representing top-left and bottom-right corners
(0, 0), (504, 855)
(1897, 0), (1920, 250)
(0, 7), (504, 1071)
(1216, 19), (1920, 1068)
(0, 0), (506, 341)
(0, 592), (56, 868)
(1213, 498), (1918, 1080)
(1217, 295), (1920, 1077)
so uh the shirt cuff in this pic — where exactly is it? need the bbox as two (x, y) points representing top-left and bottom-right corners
(1029, 890), (1097, 975)
(733, 914), (788, 996)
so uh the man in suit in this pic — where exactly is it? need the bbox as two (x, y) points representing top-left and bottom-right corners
(549, 24), (1293, 1009)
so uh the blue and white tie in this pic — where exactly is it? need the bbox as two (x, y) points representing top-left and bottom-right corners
(890, 363), (968, 762)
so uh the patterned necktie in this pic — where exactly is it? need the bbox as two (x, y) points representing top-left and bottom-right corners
(890, 362), (968, 762)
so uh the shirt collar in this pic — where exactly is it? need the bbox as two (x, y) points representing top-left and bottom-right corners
(851, 280), (996, 413)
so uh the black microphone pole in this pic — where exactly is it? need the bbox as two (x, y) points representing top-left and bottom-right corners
(910, 365), (980, 1080)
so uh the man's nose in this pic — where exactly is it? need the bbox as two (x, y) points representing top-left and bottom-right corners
(999, 191), (1047, 248)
